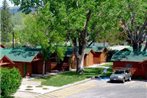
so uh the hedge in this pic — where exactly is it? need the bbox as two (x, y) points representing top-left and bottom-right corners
(0, 67), (22, 97)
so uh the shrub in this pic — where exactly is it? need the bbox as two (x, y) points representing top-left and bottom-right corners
(0, 67), (22, 97)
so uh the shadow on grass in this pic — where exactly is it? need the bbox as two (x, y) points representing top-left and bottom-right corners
(60, 68), (101, 76)
(60, 71), (78, 76)
(35, 75), (52, 79)
(36, 68), (112, 82)
(59, 68), (112, 78)
(40, 68), (113, 86)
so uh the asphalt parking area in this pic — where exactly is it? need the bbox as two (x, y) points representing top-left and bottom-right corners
(66, 79), (147, 98)
(15, 79), (147, 98)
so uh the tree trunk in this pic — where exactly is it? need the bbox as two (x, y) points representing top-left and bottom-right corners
(132, 41), (142, 55)
(80, 52), (85, 69)
(76, 49), (85, 73)
(132, 42), (138, 55)
(72, 38), (79, 72)
(143, 42), (147, 52)
(42, 60), (46, 75)
(12, 31), (14, 48)
(72, 38), (85, 73)
(72, 10), (91, 74)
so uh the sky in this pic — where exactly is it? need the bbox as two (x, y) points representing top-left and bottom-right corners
(0, 0), (15, 7)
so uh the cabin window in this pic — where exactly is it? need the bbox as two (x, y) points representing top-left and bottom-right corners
(126, 64), (132, 68)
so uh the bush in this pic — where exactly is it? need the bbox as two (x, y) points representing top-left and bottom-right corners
(0, 68), (22, 97)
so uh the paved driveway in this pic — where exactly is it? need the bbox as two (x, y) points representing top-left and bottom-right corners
(37, 79), (147, 98)
(67, 80), (147, 98)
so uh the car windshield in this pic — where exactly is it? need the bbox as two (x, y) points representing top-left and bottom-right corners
(114, 70), (124, 74)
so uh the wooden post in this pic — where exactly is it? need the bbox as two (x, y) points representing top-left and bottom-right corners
(42, 60), (46, 75)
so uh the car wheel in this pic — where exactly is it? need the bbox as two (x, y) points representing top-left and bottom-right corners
(122, 79), (125, 83)
(110, 80), (113, 83)
(128, 77), (131, 81)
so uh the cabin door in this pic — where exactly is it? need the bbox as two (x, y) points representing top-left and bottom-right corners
(24, 64), (27, 76)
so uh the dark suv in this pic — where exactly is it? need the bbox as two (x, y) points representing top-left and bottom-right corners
(110, 68), (132, 83)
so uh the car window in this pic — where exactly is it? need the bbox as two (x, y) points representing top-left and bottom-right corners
(114, 70), (124, 74)
(126, 70), (129, 73)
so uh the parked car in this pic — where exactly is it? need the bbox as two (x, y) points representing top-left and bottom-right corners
(110, 68), (131, 83)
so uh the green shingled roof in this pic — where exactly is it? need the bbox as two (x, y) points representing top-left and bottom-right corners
(65, 46), (105, 56)
(89, 42), (107, 52)
(111, 49), (131, 61)
(84, 48), (92, 54)
(84, 46), (107, 54)
(0, 48), (40, 62)
(65, 47), (73, 57)
(111, 47), (147, 62)
(91, 46), (104, 52)
(0, 54), (4, 60)
(120, 54), (147, 62)
(0, 48), (11, 60)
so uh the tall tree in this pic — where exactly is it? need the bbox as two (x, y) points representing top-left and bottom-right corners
(21, 12), (66, 74)
(11, 0), (147, 73)
(1, 0), (13, 46)
(119, 0), (147, 54)
(11, 12), (25, 46)
(38, 0), (107, 73)
(11, 0), (100, 73)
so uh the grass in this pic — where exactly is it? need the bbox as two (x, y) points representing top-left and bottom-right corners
(102, 62), (113, 67)
(97, 67), (113, 77)
(34, 68), (112, 87)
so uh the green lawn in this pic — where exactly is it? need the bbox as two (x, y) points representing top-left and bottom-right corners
(35, 68), (112, 87)
(102, 62), (113, 67)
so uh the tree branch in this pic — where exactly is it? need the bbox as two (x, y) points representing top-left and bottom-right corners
(78, 9), (92, 54)
(87, 40), (94, 47)
(143, 40), (147, 52)
(130, 12), (135, 28)
(121, 19), (133, 42)
(138, 17), (147, 42)
(79, 9), (92, 46)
